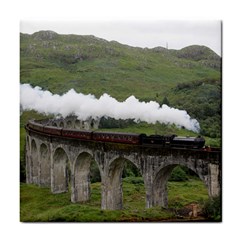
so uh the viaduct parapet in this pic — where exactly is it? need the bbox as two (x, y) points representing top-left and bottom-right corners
(40, 116), (100, 130)
(25, 119), (221, 210)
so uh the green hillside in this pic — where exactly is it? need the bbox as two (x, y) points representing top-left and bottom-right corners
(20, 30), (221, 141)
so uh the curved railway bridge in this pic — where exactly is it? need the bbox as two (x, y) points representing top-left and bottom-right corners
(25, 118), (222, 210)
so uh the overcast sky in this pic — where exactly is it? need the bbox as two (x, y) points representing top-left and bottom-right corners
(20, 20), (221, 56)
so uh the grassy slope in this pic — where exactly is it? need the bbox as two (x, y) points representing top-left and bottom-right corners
(20, 177), (208, 222)
(20, 32), (220, 100)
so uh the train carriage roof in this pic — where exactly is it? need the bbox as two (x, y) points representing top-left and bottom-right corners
(63, 128), (92, 133)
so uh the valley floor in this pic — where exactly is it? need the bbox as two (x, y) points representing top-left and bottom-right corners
(20, 177), (211, 222)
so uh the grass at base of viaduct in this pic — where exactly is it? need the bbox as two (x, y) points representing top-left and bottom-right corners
(20, 176), (209, 222)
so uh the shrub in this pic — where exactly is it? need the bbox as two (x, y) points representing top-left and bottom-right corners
(123, 177), (144, 185)
(122, 161), (141, 178)
(169, 166), (188, 182)
(202, 196), (221, 221)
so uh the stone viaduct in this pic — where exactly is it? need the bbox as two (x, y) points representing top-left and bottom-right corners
(25, 118), (221, 210)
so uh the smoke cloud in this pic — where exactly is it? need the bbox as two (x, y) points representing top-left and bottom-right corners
(20, 84), (200, 132)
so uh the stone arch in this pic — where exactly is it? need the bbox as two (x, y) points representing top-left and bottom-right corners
(52, 122), (58, 127)
(59, 121), (64, 128)
(31, 139), (39, 185)
(102, 156), (143, 210)
(66, 120), (72, 129)
(91, 119), (99, 129)
(152, 161), (209, 208)
(152, 164), (176, 208)
(109, 157), (126, 189)
(102, 157), (125, 210)
(75, 119), (81, 129)
(122, 158), (145, 208)
(39, 143), (50, 187)
(90, 119), (94, 129)
(71, 151), (98, 203)
(52, 147), (70, 194)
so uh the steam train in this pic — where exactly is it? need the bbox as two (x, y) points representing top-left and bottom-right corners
(26, 120), (205, 149)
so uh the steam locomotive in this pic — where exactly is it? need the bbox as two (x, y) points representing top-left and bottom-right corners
(26, 120), (205, 149)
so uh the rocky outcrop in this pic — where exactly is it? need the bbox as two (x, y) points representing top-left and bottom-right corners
(33, 30), (58, 41)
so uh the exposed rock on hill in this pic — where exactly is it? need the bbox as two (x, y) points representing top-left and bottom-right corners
(32, 30), (59, 40)
(175, 45), (221, 70)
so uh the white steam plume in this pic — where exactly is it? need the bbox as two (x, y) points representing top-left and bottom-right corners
(20, 84), (200, 132)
